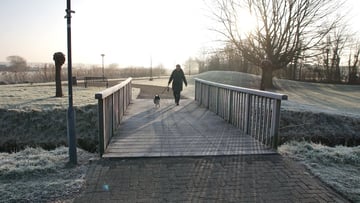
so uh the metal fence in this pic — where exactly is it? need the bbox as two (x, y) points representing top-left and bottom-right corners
(195, 78), (288, 149)
(95, 77), (132, 156)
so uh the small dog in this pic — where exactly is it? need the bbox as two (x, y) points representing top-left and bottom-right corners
(153, 94), (160, 108)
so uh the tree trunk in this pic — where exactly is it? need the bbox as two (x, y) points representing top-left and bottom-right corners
(53, 52), (65, 97)
(292, 62), (297, 80)
(260, 60), (274, 90)
(348, 66), (357, 84)
(260, 67), (274, 90)
(55, 64), (63, 97)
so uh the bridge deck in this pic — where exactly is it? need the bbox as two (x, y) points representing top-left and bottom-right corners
(103, 99), (275, 158)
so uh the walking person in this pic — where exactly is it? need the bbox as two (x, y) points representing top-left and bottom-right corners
(168, 64), (187, 105)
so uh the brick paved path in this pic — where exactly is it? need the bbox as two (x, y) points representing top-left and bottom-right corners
(74, 155), (348, 202)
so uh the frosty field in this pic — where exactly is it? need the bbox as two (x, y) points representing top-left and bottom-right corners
(0, 147), (95, 202)
(0, 71), (359, 202)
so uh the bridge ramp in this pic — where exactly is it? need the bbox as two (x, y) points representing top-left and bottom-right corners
(103, 99), (275, 158)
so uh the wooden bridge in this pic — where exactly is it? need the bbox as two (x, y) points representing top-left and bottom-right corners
(95, 78), (288, 158)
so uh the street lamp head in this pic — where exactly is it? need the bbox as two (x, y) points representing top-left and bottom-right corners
(101, 54), (105, 57)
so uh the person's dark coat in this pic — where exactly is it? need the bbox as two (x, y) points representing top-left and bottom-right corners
(168, 69), (187, 92)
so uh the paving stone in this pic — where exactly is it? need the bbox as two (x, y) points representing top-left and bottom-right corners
(74, 155), (349, 202)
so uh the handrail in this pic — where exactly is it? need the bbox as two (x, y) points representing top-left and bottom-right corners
(195, 78), (288, 149)
(95, 77), (132, 156)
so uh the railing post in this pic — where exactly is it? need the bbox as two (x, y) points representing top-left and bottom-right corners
(197, 81), (201, 104)
(110, 94), (114, 141)
(205, 85), (210, 109)
(244, 94), (252, 135)
(216, 87), (219, 115)
(271, 99), (282, 149)
(199, 82), (203, 105)
(98, 98), (105, 156)
(195, 80), (198, 102)
(227, 90), (233, 122)
(129, 81), (132, 104)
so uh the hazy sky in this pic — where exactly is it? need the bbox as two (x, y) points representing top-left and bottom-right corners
(1, 0), (359, 68)
(0, 0), (216, 68)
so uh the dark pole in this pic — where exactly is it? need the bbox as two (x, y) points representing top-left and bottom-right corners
(65, 0), (77, 164)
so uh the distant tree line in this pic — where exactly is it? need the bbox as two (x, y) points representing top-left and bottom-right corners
(199, 40), (360, 84)
(3, 55), (29, 72)
(0, 55), (168, 84)
(199, 43), (259, 75)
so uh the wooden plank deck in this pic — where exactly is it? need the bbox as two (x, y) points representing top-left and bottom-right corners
(103, 99), (276, 158)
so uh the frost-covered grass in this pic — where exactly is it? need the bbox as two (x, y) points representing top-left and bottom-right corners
(279, 141), (360, 202)
(0, 147), (95, 202)
(0, 83), (109, 153)
(194, 71), (360, 118)
(0, 82), (104, 111)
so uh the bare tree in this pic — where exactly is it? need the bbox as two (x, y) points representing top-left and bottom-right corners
(319, 27), (349, 82)
(329, 27), (347, 82)
(53, 52), (65, 97)
(348, 44), (360, 84)
(184, 57), (200, 75)
(208, 0), (345, 89)
(6, 55), (28, 72)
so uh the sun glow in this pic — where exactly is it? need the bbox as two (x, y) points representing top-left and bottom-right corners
(237, 11), (258, 37)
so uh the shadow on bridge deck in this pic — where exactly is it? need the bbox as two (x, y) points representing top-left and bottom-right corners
(103, 98), (275, 158)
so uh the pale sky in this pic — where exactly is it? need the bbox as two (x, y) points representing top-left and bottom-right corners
(0, 0), (217, 68)
(1, 0), (360, 68)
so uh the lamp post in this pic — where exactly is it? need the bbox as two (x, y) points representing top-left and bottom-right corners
(65, 0), (77, 165)
(101, 54), (105, 80)
(149, 55), (153, 81)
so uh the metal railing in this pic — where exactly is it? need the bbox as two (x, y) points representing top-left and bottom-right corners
(95, 77), (132, 156)
(195, 78), (288, 149)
